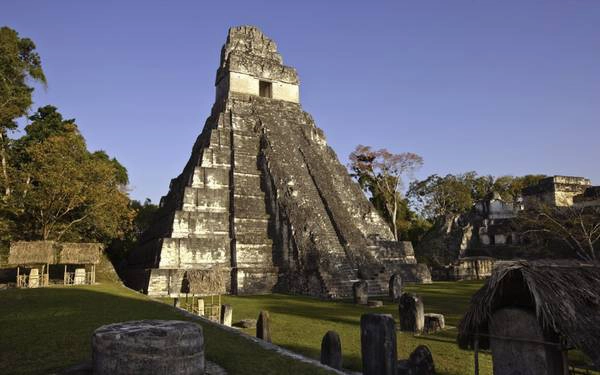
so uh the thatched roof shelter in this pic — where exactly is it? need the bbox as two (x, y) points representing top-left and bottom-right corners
(8, 241), (104, 266)
(457, 259), (600, 368)
(8, 241), (56, 265)
(58, 243), (103, 264)
(184, 266), (227, 295)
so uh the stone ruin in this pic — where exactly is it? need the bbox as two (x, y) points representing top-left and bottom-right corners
(92, 320), (204, 375)
(124, 25), (431, 298)
(360, 313), (435, 375)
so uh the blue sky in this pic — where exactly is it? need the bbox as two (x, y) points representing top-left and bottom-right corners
(3, 1), (599, 202)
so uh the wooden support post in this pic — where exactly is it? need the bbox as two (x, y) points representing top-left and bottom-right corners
(561, 350), (569, 375)
(474, 332), (480, 375)
(16, 266), (20, 288)
(64, 265), (67, 285)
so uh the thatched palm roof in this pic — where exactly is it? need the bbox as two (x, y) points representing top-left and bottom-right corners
(8, 241), (56, 265)
(58, 243), (103, 264)
(457, 259), (600, 368)
(7, 241), (104, 266)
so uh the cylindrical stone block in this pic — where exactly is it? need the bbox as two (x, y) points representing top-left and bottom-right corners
(220, 304), (232, 327)
(320, 330), (342, 369)
(353, 280), (369, 305)
(399, 293), (424, 333)
(257, 310), (272, 342)
(360, 313), (397, 375)
(92, 320), (204, 375)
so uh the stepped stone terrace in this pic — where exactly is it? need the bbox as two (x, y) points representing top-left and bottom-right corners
(124, 26), (431, 298)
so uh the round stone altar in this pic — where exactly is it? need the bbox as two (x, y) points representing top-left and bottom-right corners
(92, 320), (204, 375)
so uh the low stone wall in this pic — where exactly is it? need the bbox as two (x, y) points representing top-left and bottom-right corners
(171, 303), (354, 375)
(392, 264), (432, 284)
(431, 257), (495, 281)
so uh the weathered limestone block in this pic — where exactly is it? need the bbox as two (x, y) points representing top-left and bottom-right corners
(424, 313), (445, 334)
(220, 304), (232, 327)
(320, 330), (342, 370)
(353, 280), (368, 305)
(490, 308), (565, 375)
(399, 293), (424, 333)
(368, 300), (383, 308)
(360, 314), (397, 375)
(74, 268), (87, 285)
(389, 273), (403, 301)
(92, 320), (204, 375)
(398, 345), (436, 375)
(197, 299), (204, 316)
(257, 310), (272, 342)
(28, 268), (39, 288)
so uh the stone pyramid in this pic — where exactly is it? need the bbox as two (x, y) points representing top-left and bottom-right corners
(125, 26), (431, 298)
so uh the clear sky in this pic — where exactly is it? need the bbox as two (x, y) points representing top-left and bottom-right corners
(2, 1), (599, 202)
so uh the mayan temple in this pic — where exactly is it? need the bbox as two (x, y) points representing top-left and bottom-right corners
(125, 26), (431, 298)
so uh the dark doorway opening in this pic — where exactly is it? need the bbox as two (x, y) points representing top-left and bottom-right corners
(259, 80), (272, 98)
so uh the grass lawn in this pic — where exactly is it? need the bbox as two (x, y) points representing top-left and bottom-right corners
(0, 282), (336, 375)
(174, 281), (493, 375)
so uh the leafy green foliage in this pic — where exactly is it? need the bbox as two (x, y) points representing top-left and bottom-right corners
(0, 28), (133, 246)
(22, 105), (76, 143)
(92, 150), (129, 186)
(0, 106), (134, 244)
(107, 198), (159, 265)
(492, 174), (546, 203)
(408, 172), (547, 220)
(0, 27), (46, 129)
(14, 127), (134, 242)
(408, 174), (474, 219)
(0, 27), (47, 201)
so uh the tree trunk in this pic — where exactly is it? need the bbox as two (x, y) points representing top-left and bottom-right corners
(392, 199), (398, 241)
(0, 131), (10, 199)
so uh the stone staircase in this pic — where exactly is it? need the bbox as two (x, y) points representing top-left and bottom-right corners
(229, 109), (279, 294)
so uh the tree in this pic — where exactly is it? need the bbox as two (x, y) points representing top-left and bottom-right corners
(91, 150), (129, 186)
(0, 27), (46, 198)
(408, 174), (473, 219)
(349, 145), (423, 240)
(107, 198), (159, 265)
(518, 203), (600, 261)
(21, 105), (75, 144)
(493, 174), (546, 204)
(408, 172), (547, 220)
(462, 172), (494, 202)
(16, 127), (133, 242)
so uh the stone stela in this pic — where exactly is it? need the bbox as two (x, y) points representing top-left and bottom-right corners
(125, 25), (431, 299)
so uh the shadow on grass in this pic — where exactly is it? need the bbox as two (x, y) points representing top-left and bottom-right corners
(0, 285), (335, 375)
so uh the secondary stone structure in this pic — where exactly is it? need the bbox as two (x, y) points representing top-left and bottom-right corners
(125, 26), (430, 298)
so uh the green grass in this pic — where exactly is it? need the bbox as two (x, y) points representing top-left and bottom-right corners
(0, 282), (336, 375)
(2, 278), (595, 375)
(174, 281), (493, 375)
